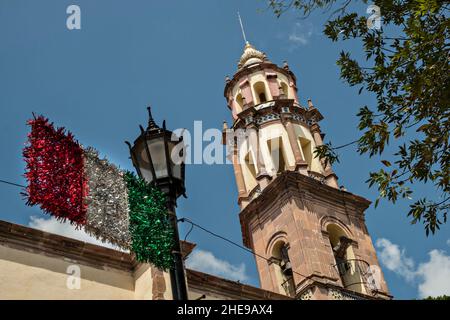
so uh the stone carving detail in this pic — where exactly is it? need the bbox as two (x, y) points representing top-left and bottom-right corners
(245, 116), (254, 125)
(249, 185), (262, 200)
(256, 113), (280, 124)
(292, 114), (306, 123)
(308, 171), (326, 184)
(329, 289), (343, 300)
(300, 289), (313, 300)
(308, 115), (318, 125)
(328, 288), (363, 300)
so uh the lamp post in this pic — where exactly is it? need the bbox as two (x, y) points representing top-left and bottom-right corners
(125, 106), (188, 300)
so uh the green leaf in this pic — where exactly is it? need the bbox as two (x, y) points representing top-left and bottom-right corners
(381, 160), (391, 167)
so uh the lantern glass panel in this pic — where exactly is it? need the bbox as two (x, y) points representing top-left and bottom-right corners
(169, 139), (184, 181)
(140, 137), (168, 179)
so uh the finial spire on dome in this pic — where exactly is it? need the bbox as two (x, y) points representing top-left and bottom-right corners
(235, 12), (270, 69)
(237, 12), (248, 44)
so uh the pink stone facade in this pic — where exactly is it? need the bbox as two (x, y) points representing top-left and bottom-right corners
(239, 172), (391, 299)
(224, 43), (391, 300)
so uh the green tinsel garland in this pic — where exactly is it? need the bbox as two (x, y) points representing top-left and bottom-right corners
(124, 171), (175, 270)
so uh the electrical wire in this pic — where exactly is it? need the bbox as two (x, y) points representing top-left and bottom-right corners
(183, 220), (194, 242)
(178, 217), (310, 281)
(0, 179), (26, 188)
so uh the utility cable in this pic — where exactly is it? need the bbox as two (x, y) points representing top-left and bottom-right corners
(0, 179), (26, 188)
(178, 217), (310, 281)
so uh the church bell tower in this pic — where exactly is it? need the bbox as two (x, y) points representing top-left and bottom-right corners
(222, 42), (391, 300)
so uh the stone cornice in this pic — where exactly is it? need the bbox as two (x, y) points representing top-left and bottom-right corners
(239, 171), (371, 247)
(187, 269), (292, 300)
(297, 280), (392, 300)
(0, 219), (195, 272)
(226, 99), (323, 132)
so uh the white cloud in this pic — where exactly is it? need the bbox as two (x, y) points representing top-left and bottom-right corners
(186, 249), (249, 283)
(289, 34), (309, 46)
(288, 22), (313, 47)
(28, 216), (122, 250)
(376, 238), (450, 298)
(416, 250), (450, 298)
(376, 238), (416, 282)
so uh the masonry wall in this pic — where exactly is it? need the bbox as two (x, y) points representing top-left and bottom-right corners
(243, 173), (390, 297)
(0, 245), (136, 299)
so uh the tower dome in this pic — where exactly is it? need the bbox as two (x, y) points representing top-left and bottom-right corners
(238, 42), (268, 69)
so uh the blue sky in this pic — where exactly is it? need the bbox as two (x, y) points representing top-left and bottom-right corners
(0, 0), (449, 299)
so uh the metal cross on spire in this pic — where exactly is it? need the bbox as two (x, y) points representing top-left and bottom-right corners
(237, 11), (248, 44)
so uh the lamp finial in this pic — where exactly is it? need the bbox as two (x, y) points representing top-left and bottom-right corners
(146, 106), (159, 131)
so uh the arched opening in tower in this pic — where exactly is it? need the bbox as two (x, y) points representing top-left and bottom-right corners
(235, 93), (244, 113)
(267, 137), (287, 175)
(299, 137), (313, 171)
(253, 81), (268, 104)
(327, 224), (367, 294)
(243, 151), (258, 191)
(280, 82), (289, 99)
(245, 152), (257, 180)
(271, 241), (295, 297)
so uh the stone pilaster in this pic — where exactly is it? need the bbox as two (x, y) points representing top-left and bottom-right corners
(239, 79), (254, 108)
(248, 125), (271, 190)
(283, 117), (309, 175)
(310, 123), (339, 188)
(151, 267), (167, 300)
(232, 146), (248, 200)
(266, 72), (280, 99)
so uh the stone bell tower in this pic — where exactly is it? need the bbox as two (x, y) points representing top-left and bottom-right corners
(222, 42), (391, 300)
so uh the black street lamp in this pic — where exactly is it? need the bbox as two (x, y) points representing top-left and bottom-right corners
(125, 106), (188, 300)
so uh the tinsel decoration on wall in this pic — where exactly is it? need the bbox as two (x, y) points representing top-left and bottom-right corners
(125, 171), (175, 270)
(23, 115), (175, 270)
(23, 115), (87, 225)
(83, 147), (131, 248)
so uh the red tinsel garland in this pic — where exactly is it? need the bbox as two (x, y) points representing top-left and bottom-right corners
(23, 115), (87, 225)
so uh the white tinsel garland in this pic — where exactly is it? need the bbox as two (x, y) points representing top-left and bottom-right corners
(83, 147), (131, 248)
